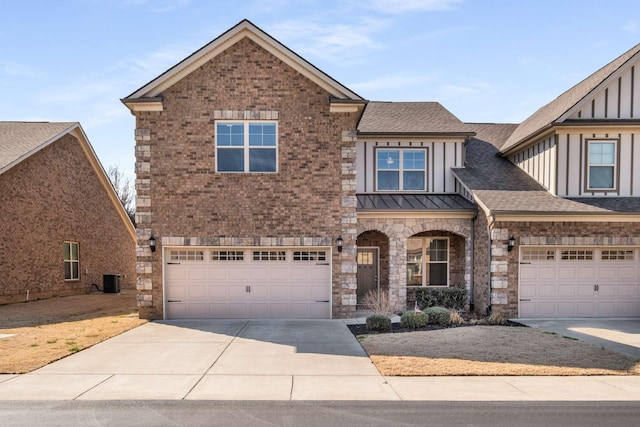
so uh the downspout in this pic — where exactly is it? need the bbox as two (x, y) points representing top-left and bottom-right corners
(486, 214), (496, 316)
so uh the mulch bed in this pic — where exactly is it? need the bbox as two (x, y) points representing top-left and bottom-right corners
(347, 320), (525, 336)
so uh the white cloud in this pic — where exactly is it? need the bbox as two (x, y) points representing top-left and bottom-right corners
(269, 17), (389, 64)
(117, 0), (191, 13)
(349, 73), (432, 92)
(115, 43), (194, 81)
(0, 61), (43, 79)
(366, 0), (463, 14)
(623, 21), (638, 34)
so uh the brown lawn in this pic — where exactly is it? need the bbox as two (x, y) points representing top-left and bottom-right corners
(0, 291), (146, 374)
(360, 325), (640, 376)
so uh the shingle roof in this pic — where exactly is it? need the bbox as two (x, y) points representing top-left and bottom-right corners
(454, 123), (640, 214)
(358, 101), (473, 134)
(357, 193), (476, 212)
(0, 122), (77, 172)
(501, 43), (640, 153)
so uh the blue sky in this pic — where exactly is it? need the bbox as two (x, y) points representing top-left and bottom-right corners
(2, 0), (640, 180)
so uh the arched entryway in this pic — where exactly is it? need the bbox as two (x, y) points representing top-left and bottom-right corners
(356, 230), (389, 306)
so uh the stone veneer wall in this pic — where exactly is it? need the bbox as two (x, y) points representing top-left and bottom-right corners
(488, 220), (640, 318)
(132, 38), (360, 319)
(356, 217), (473, 312)
(0, 134), (135, 304)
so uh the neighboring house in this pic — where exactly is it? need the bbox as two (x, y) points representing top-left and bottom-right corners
(0, 122), (136, 304)
(122, 19), (640, 320)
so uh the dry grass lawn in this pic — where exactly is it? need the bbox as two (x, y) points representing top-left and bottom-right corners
(361, 325), (640, 376)
(0, 291), (146, 374)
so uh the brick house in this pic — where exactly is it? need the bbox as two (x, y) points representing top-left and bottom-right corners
(123, 20), (640, 320)
(0, 122), (136, 304)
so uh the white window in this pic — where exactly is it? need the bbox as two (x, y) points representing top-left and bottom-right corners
(601, 250), (634, 261)
(406, 237), (448, 286)
(561, 250), (593, 261)
(64, 242), (79, 280)
(293, 251), (327, 261)
(587, 140), (616, 190)
(211, 250), (244, 261)
(170, 250), (204, 261)
(522, 249), (556, 261)
(216, 121), (277, 173)
(252, 251), (286, 261)
(376, 149), (426, 191)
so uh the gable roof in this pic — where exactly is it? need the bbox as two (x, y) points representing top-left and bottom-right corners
(358, 101), (473, 135)
(0, 122), (136, 241)
(0, 122), (76, 172)
(122, 19), (364, 110)
(501, 43), (640, 154)
(454, 122), (640, 218)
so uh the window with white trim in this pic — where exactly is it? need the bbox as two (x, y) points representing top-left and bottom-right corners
(64, 242), (79, 280)
(601, 250), (634, 261)
(406, 237), (448, 286)
(216, 121), (277, 172)
(211, 250), (244, 261)
(522, 249), (556, 261)
(170, 250), (204, 261)
(252, 251), (286, 261)
(587, 140), (616, 190)
(560, 250), (593, 260)
(376, 149), (426, 191)
(293, 251), (327, 261)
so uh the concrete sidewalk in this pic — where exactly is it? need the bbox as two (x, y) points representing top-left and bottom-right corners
(0, 319), (638, 401)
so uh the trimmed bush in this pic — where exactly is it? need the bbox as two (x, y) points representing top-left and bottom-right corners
(424, 306), (451, 325)
(366, 314), (392, 332)
(400, 311), (429, 329)
(416, 287), (467, 310)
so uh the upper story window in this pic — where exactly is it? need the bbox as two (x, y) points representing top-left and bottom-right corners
(215, 121), (277, 173)
(587, 140), (616, 191)
(64, 242), (79, 280)
(376, 148), (426, 191)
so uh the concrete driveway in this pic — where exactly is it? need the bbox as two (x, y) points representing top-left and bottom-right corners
(0, 319), (396, 401)
(515, 318), (640, 359)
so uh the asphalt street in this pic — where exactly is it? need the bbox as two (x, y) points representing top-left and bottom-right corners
(2, 401), (640, 427)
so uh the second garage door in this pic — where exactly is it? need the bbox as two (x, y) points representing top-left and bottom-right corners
(165, 247), (331, 319)
(519, 247), (640, 318)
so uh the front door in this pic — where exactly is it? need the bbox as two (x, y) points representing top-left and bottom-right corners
(357, 248), (379, 303)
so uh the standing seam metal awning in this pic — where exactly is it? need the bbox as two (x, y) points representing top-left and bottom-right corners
(356, 193), (476, 211)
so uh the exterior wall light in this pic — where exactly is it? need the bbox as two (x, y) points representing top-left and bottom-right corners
(149, 236), (156, 252)
(507, 236), (515, 252)
(336, 236), (344, 252)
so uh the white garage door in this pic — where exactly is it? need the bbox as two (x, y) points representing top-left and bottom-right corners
(165, 248), (331, 319)
(519, 247), (640, 318)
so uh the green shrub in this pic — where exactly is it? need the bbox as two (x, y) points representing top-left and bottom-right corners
(400, 311), (429, 328)
(424, 306), (451, 325)
(415, 287), (467, 310)
(366, 314), (392, 332)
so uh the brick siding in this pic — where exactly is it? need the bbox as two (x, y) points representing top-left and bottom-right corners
(0, 134), (136, 304)
(132, 37), (360, 319)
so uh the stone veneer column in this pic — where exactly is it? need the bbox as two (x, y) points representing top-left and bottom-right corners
(134, 128), (153, 310)
(339, 131), (358, 315)
(489, 228), (509, 306)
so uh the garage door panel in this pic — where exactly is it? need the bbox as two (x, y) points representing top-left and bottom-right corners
(520, 246), (640, 318)
(557, 267), (576, 279)
(538, 284), (557, 297)
(188, 285), (207, 298)
(538, 267), (557, 280)
(165, 247), (331, 319)
(556, 285), (575, 297)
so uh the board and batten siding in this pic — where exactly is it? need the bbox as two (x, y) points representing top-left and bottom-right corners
(356, 138), (465, 193)
(511, 135), (557, 193)
(567, 64), (640, 120)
